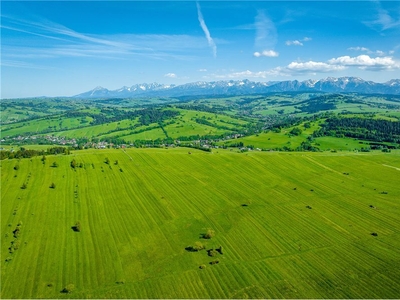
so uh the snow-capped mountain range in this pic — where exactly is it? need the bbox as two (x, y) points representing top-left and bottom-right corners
(74, 77), (400, 98)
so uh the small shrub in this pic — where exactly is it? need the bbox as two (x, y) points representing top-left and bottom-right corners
(50, 183), (56, 189)
(371, 232), (378, 236)
(216, 246), (223, 254)
(199, 264), (206, 269)
(14, 165), (19, 170)
(241, 204), (248, 207)
(306, 205), (312, 209)
(51, 162), (58, 168)
(114, 160), (119, 165)
(21, 183), (27, 189)
(70, 159), (77, 168)
(207, 249), (218, 257)
(104, 157), (110, 165)
(209, 260), (219, 265)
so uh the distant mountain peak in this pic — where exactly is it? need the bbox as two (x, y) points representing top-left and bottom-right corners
(73, 77), (400, 98)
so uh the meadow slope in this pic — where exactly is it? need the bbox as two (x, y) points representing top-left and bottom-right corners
(1, 149), (400, 298)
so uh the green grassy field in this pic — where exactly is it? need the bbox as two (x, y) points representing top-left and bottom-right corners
(1, 149), (400, 298)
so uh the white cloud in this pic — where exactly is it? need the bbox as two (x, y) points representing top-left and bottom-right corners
(209, 54), (399, 80)
(196, 2), (217, 58)
(253, 50), (279, 57)
(286, 61), (346, 73)
(164, 73), (177, 78)
(348, 46), (370, 52)
(328, 55), (400, 70)
(198, 68), (207, 72)
(286, 40), (303, 46)
(285, 37), (312, 46)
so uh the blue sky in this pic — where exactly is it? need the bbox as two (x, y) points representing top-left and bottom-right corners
(1, 1), (400, 98)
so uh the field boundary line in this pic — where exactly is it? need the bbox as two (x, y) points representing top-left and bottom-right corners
(122, 149), (133, 161)
(382, 164), (400, 171)
(303, 155), (346, 176)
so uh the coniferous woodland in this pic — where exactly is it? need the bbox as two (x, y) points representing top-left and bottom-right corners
(313, 117), (400, 143)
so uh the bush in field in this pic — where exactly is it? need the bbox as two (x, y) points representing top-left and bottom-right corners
(14, 165), (19, 170)
(193, 241), (205, 251)
(209, 260), (219, 265)
(41, 155), (46, 164)
(61, 284), (75, 293)
(289, 127), (302, 136)
(199, 264), (206, 269)
(21, 183), (27, 189)
(208, 249), (218, 257)
(72, 221), (81, 232)
(50, 183), (56, 189)
(70, 159), (76, 168)
(216, 246), (223, 254)
(104, 157), (110, 164)
(51, 162), (58, 168)
(203, 229), (215, 239)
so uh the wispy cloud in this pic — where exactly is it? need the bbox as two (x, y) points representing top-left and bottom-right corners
(363, 1), (400, 31)
(253, 10), (278, 59)
(254, 10), (277, 50)
(196, 2), (217, 58)
(348, 46), (386, 56)
(1, 14), (212, 64)
(0, 59), (54, 70)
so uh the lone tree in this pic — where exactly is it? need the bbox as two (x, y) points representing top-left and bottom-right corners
(104, 157), (110, 165)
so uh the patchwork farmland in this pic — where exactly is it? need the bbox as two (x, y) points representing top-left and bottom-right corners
(1, 148), (400, 298)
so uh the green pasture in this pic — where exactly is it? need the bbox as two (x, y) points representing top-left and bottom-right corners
(121, 127), (167, 142)
(0, 145), (65, 151)
(219, 121), (320, 149)
(54, 119), (138, 139)
(1, 149), (400, 298)
(1, 116), (93, 137)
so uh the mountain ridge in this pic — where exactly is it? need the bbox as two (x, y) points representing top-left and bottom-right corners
(74, 77), (400, 98)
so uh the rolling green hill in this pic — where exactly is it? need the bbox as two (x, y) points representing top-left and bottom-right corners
(2, 149), (400, 298)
